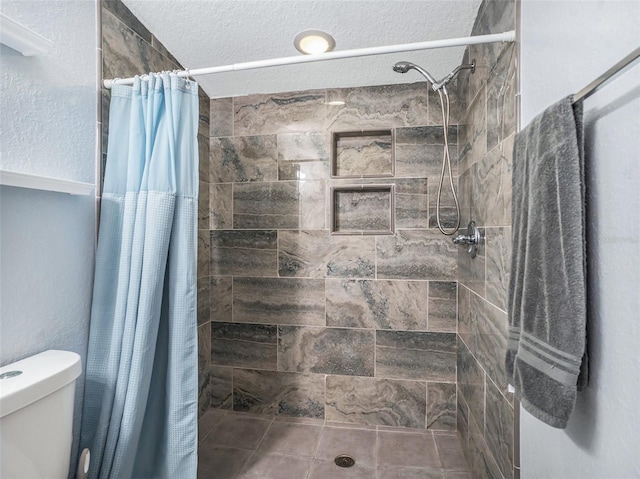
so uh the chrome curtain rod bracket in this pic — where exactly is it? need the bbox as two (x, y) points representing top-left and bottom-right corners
(103, 30), (516, 89)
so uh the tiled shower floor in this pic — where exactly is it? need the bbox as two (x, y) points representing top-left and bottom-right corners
(198, 409), (471, 479)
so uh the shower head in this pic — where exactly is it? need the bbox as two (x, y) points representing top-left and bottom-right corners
(393, 60), (476, 92)
(392, 61), (437, 85)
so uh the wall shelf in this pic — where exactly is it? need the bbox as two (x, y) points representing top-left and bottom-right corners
(0, 13), (53, 56)
(0, 170), (94, 196)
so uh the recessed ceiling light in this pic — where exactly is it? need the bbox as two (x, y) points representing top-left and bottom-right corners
(326, 100), (346, 106)
(294, 30), (336, 55)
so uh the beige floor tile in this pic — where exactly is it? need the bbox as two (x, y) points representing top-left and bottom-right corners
(199, 408), (228, 441)
(198, 445), (252, 479)
(206, 414), (272, 450)
(309, 459), (376, 479)
(377, 465), (445, 479)
(315, 426), (377, 466)
(257, 421), (323, 458)
(239, 451), (312, 479)
(434, 433), (469, 471)
(377, 431), (441, 469)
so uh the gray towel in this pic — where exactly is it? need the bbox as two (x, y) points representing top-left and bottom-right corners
(506, 96), (588, 429)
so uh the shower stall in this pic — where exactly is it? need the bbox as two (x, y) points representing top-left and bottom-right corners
(101, 0), (517, 477)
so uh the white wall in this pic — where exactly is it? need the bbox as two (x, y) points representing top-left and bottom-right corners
(520, 1), (640, 478)
(0, 1), (97, 476)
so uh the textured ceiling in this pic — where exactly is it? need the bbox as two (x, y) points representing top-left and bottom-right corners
(122, 0), (483, 98)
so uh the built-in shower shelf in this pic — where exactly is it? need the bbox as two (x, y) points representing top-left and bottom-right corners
(0, 169), (94, 196)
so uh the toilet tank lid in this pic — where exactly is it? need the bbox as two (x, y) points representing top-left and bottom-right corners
(0, 350), (82, 419)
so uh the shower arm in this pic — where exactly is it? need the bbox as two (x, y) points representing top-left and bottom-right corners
(432, 60), (476, 91)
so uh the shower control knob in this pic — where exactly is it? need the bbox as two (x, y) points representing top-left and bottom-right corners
(453, 235), (475, 245)
(452, 221), (484, 259)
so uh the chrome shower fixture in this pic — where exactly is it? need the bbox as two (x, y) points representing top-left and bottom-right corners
(392, 61), (438, 84)
(392, 59), (475, 236)
(392, 60), (475, 92)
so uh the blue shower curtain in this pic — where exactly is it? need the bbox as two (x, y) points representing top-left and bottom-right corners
(81, 73), (199, 479)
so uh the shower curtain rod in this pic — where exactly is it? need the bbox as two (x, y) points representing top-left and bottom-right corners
(103, 30), (516, 89)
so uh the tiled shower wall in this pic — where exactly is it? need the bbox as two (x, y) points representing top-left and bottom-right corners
(454, 1), (517, 478)
(197, 83), (466, 430)
(100, 0), (211, 415)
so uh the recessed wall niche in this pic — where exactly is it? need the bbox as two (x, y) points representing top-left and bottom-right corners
(331, 184), (395, 235)
(331, 130), (395, 178)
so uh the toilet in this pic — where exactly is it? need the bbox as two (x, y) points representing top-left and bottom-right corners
(0, 350), (82, 479)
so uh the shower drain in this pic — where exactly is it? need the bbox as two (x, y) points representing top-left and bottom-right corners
(334, 455), (356, 468)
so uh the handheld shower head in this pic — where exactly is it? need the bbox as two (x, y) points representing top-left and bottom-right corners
(392, 61), (413, 74)
(392, 61), (437, 84)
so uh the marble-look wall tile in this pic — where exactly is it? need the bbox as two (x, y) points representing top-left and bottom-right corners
(233, 277), (325, 326)
(333, 188), (392, 233)
(428, 176), (460, 231)
(198, 180), (210, 229)
(211, 322), (277, 370)
(278, 132), (329, 180)
(468, 413), (506, 479)
(428, 281), (457, 332)
(103, 0), (152, 43)
(299, 180), (326, 230)
(427, 382), (456, 430)
(457, 386), (470, 454)
(210, 135), (278, 183)
(397, 125), (459, 146)
(198, 229), (210, 278)
(471, 0), (515, 90)
(486, 227), (511, 312)
(487, 45), (516, 152)
(458, 285), (473, 348)
(234, 90), (326, 136)
(325, 375), (426, 429)
(377, 230), (457, 280)
(102, 10), (178, 82)
(486, 378), (514, 479)
(325, 279), (429, 330)
(395, 126), (458, 178)
(334, 134), (393, 177)
(210, 365), (233, 409)
(429, 81), (465, 126)
(458, 228), (486, 297)
(210, 230), (277, 277)
(458, 163), (473, 228)
(457, 337), (485, 431)
(278, 326), (375, 377)
(198, 322), (211, 416)
(233, 182), (299, 229)
(395, 178), (429, 229)
(151, 34), (181, 69)
(197, 277), (211, 326)
(471, 294), (509, 395)
(326, 83), (429, 131)
(198, 133), (210, 186)
(198, 89), (211, 139)
(233, 369), (325, 418)
(472, 143), (511, 227)
(210, 276), (232, 323)
(279, 230), (375, 278)
(210, 97), (233, 137)
(210, 183), (232, 229)
(458, 88), (487, 175)
(376, 330), (456, 381)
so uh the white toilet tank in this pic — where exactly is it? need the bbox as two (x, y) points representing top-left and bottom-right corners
(0, 350), (82, 479)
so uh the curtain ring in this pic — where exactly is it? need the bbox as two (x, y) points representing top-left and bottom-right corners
(183, 68), (192, 89)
